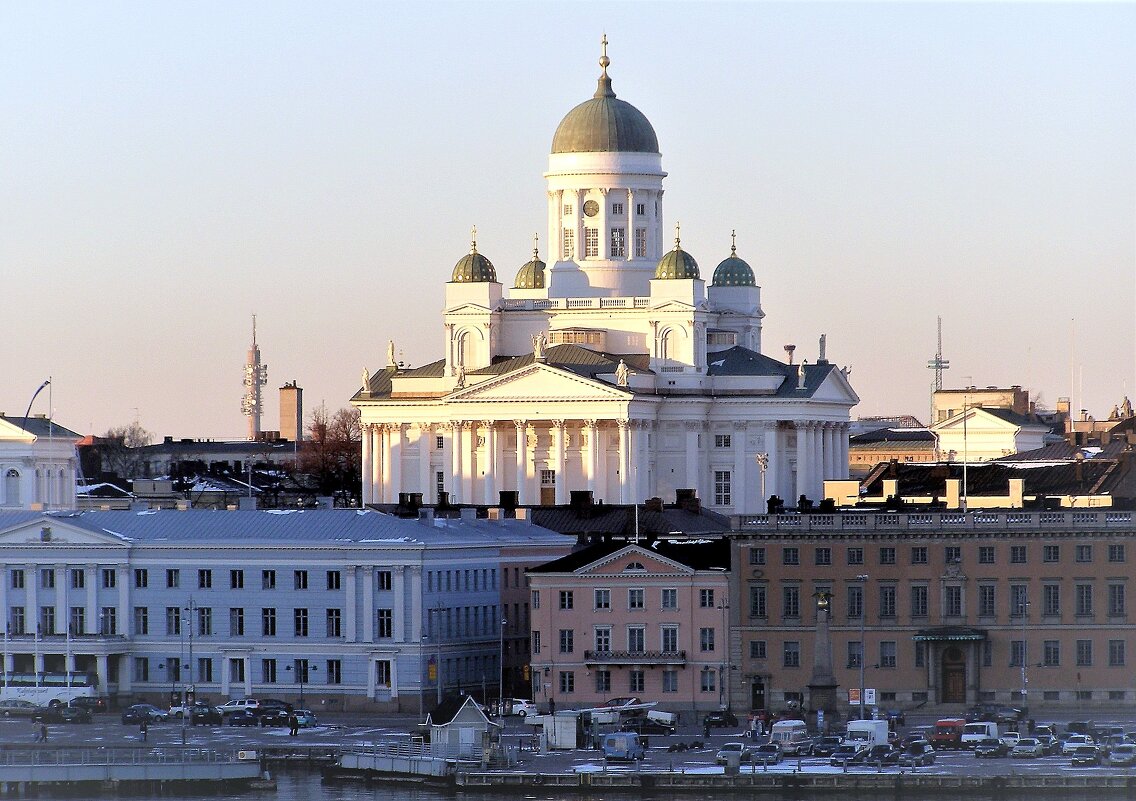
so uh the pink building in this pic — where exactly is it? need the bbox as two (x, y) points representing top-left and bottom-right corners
(528, 537), (731, 713)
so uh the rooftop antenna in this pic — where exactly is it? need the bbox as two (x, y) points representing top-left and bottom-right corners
(927, 316), (950, 423)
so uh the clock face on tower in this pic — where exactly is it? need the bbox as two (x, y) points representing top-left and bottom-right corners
(583, 200), (599, 217)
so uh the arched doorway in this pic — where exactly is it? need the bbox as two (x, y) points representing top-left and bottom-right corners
(940, 646), (966, 703)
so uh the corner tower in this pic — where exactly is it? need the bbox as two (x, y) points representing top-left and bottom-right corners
(544, 37), (666, 299)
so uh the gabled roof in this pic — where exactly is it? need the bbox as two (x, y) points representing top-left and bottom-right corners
(426, 694), (497, 727)
(851, 428), (937, 445)
(475, 344), (650, 380)
(529, 536), (731, 574)
(706, 347), (847, 399)
(0, 415), (82, 439)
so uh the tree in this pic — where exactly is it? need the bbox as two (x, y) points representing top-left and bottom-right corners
(299, 406), (361, 506)
(89, 422), (154, 480)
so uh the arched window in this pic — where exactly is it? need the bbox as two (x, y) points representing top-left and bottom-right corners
(456, 331), (471, 368)
(4, 469), (20, 506)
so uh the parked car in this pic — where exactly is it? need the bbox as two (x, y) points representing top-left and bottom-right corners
(1036, 735), (1061, 755)
(830, 743), (865, 766)
(1071, 746), (1102, 767)
(1109, 744), (1136, 767)
(703, 710), (739, 728)
(1063, 734), (1095, 755)
(974, 738), (1010, 758)
(293, 709), (318, 727)
(966, 704), (997, 723)
(258, 708), (291, 727)
(715, 742), (753, 765)
(994, 707), (1023, 725)
(509, 699), (538, 718)
(0, 699), (43, 718)
(34, 705), (91, 724)
(121, 704), (168, 725)
(1012, 738), (1044, 759)
(190, 705), (223, 725)
(753, 743), (783, 764)
(69, 697), (109, 713)
(1000, 731), (1021, 749)
(897, 741), (936, 767)
(257, 698), (294, 713)
(217, 698), (261, 716)
(853, 744), (901, 765)
(603, 696), (642, 708)
(1066, 720), (1095, 736)
(808, 736), (844, 757)
(227, 710), (259, 727)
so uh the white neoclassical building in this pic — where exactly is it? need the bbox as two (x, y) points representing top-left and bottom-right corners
(0, 414), (80, 511)
(353, 43), (859, 515)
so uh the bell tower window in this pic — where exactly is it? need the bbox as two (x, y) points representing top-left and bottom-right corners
(634, 228), (647, 258)
(610, 228), (626, 258)
(584, 228), (599, 258)
(562, 229), (575, 259)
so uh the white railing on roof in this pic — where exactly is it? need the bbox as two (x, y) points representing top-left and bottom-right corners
(500, 296), (651, 312)
(730, 510), (1136, 533)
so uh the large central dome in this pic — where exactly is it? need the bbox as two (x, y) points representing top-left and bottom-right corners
(551, 46), (659, 155)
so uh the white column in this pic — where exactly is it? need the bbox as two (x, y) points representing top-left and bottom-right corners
(95, 654), (109, 694)
(370, 425), (382, 504)
(525, 423), (537, 502)
(618, 419), (631, 503)
(461, 423), (474, 503)
(552, 421), (566, 505)
(418, 424), (432, 499)
(812, 423), (823, 498)
(345, 567), (357, 643)
(221, 660), (230, 696)
(450, 422), (463, 504)
(54, 566), (66, 635)
(795, 423), (810, 503)
(626, 188), (635, 262)
(361, 424), (373, 505)
(585, 420), (599, 496)
(841, 423), (850, 479)
(684, 422), (699, 497)
(514, 420), (527, 505)
(116, 566), (129, 641)
(390, 425), (404, 500)
(362, 567), (374, 643)
(483, 421), (497, 505)
(392, 568), (405, 642)
(732, 423), (747, 511)
(379, 425), (393, 505)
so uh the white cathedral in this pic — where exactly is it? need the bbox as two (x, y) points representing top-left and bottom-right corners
(353, 42), (859, 515)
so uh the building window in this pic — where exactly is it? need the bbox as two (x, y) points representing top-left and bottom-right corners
(699, 668), (716, 693)
(133, 607), (148, 636)
(562, 229), (574, 259)
(945, 586), (962, 617)
(879, 585), (896, 618)
(713, 471), (731, 505)
(134, 657), (150, 683)
(847, 547), (864, 565)
(377, 571), (392, 591)
(978, 546), (995, 564)
(558, 591), (573, 610)
(40, 569), (54, 589)
(1109, 584), (1126, 616)
(982, 640), (993, 667)
(700, 627), (715, 652)
(1109, 544), (1126, 563)
(584, 227), (599, 258)
(699, 589), (715, 608)
(326, 659), (342, 685)
(629, 669), (644, 693)
(782, 586), (800, 619)
(1043, 640), (1060, 667)
(230, 570), (244, 589)
(1109, 640), (1125, 666)
(749, 586), (767, 618)
(197, 607), (212, 636)
(326, 571), (341, 591)
(944, 546), (961, 565)
(847, 641), (862, 669)
(563, 204), (573, 216)
(559, 671), (574, 694)
(594, 589), (610, 610)
(1042, 584), (1060, 616)
(783, 641), (801, 668)
(294, 608), (309, 637)
(134, 569), (148, 589)
(294, 570), (308, 590)
(166, 607), (181, 636)
(1076, 584), (1093, 617)
(1043, 545), (1060, 563)
(326, 608), (342, 638)
(376, 609), (392, 638)
(610, 227), (626, 258)
(662, 669), (678, 693)
(634, 228), (647, 257)
(635, 202), (646, 216)
(661, 626), (678, 652)
(595, 670), (611, 693)
(262, 570), (276, 590)
(750, 548), (766, 566)
(594, 626), (611, 652)
(436, 471), (444, 500)
(70, 569), (84, 589)
(531, 590), (540, 609)
(612, 202), (624, 215)
(9, 569), (23, 589)
(230, 608), (244, 637)
(1075, 544), (1093, 563)
(879, 547), (896, 565)
(1076, 640), (1093, 667)
(979, 585), (996, 617)
(102, 568), (116, 589)
(1010, 640), (1025, 667)
(9, 608), (23, 635)
(714, 434), (732, 448)
(750, 640), (767, 659)
(815, 548), (831, 566)
(165, 569), (178, 589)
(911, 547), (927, 565)
(915, 642), (926, 668)
(198, 569), (212, 589)
(531, 631), (540, 654)
(782, 547), (799, 566)
(847, 586), (863, 619)
(97, 607), (115, 635)
(621, 626), (643, 653)
(661, 588), (677, 609)
(911, 585), (928, 618)
(1010, 545), (1027, 564)
(559, 629), (574, 653)
(1010, 584), (1028, 615)
(262, 608), (276, 636)
(628, 589), (644, 610)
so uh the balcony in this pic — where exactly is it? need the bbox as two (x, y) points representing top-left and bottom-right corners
(584, 650), (686, 666)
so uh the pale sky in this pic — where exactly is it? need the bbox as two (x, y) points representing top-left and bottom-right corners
(3, 2), (1134, 440)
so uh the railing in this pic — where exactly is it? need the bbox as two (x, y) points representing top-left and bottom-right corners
(732, 510), (1135, 533)
(0, 747), (241, 767)
(583, 649), (687, 665)
(499, 297), (652, 311)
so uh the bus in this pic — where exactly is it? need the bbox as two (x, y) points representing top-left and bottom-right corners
(0, 672), (98, 707)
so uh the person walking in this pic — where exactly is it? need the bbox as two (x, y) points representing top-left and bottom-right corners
(140, 720), (148, 742)
(38, 723), (47, 743)
(288, 714), (298, 736)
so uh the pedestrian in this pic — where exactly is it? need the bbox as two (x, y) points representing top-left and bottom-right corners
(31, 722), (41, 743)
(548, 698), (556, 715)
(288, 714), (298, 736)
(39, 723), (47, 743)
(140, 720), (148, 742)
(703, 720), (711, 740)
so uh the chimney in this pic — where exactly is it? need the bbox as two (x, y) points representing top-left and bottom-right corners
(784, 344), (796, 365)
(418, 507), (435, 523)
(459, 507), (476, 522)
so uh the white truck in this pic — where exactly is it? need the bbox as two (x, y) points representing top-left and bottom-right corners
(845, 719), (890, 747)
(962, 721), (999, 748)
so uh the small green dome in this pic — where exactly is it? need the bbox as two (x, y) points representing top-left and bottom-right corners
(451, 232), (497, 283)
(514, 239), (546, 289)
(712, 235), (756, 286)
(655, 224), (699, 280)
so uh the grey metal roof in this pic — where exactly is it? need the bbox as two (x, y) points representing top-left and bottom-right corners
(0, 415), (81, 439)
(551, 70), (659, 155)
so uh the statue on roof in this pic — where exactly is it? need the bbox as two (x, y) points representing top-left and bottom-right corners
(387, 340), (397, 368)
(1123, 396), (1133, 418)
(532, 332), (547, 362)
(361, 367), (370, 392)
(615, 359), (630, 387)
(456, 363), (466, 389)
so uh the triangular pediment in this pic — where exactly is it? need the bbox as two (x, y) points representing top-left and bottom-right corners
(443, 302), (494, 315)
(449, 363), (631, 403)
(647, 299), (697, 313)
(0, 515), (131, 547)
(811, 368), (860, 405)
(933, 408), (1023, 434)
(576, 545), (695, 576)
(0, 418), (35, 442)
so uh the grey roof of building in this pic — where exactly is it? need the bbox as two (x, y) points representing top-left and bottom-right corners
(860, 459), (1135, 502)
(0, 416), (82, 439)
(706, 346), (839, 397)
(0, 509), (572, 549)
(136, 440), (300, 456)
(528, 536), (731, 574)
(975, 407), (1053, 429)
(531, 505), (729, 538)
(851, 428), (937, 445)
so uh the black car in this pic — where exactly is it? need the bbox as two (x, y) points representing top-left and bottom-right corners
(808, 736), (845, 757)
(121, 704), (168, 725)
(190, 705), (223, 725)
(34, 706), (92, 724)
(69, 697), (109, 713)
(703, 710), (739, 728)
(852, 744), (900, 765)
(974, 737), (1010, 758)
(227, 710), (259, 727)
(257, 698), (294, 713)
(258, 708), (291, 727)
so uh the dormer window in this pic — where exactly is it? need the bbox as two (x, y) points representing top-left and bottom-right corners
(623, 561), (645, 572)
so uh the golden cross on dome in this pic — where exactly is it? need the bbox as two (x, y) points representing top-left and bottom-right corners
(731, 229), (737, 255)
(674, 221), (682, 249)
(532, 232), (540, 258)
(600, 34), (609, 74)
(470, 225), (478, 254)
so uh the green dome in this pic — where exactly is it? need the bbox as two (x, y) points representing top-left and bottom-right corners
(451, 237), (497, 283)
(655, 226), (700, 280)
(712, 249), (756, 286)
(551, 47), (658, 154)
(514, 241), (546, 289)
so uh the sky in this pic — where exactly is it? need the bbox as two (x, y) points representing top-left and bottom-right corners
(3, 2), (1134, 440)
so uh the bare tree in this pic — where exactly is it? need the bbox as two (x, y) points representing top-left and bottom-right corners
(299, 406), (361, 505)
(91, 421), (154, 480)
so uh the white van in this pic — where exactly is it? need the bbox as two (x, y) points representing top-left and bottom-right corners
(769, 719), (810, 755)
(962, 721), (999, 747)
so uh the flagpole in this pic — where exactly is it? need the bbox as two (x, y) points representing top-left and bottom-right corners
(3, 621), (8, 688)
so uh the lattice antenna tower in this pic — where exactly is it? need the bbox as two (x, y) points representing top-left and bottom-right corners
(926, 316), (949, 425)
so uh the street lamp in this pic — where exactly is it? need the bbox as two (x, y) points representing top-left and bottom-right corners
(1019, 599), (1030, 716)
(855, 574), (869, 720)
(499, 618), (507, 720)
(285, 661), (317, 709)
